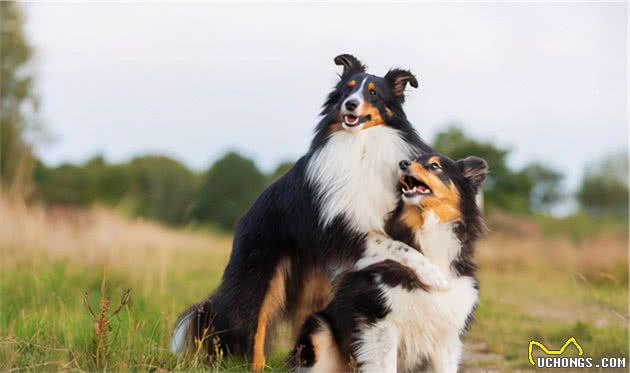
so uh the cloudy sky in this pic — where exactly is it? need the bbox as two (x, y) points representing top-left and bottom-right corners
(24, 2), (627, 193)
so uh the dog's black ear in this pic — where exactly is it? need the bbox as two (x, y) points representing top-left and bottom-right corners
(457, 156), (488, 191)
(385, 69), (418, 97)
(334, 54), (366, 76)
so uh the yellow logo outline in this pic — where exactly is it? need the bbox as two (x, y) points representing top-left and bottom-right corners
(528, 337), (584, 366)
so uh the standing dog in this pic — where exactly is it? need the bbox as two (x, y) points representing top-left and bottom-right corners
(292, 153), (488, 373)
(171, 54), (434, 370)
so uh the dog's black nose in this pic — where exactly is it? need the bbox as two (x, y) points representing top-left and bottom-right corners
(399, 160), (411, 170)
(345, 99), (359, 112)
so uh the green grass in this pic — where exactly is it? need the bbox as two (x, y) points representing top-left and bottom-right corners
(466, 271), (628, 370)
(2, 257), (627, 372)
(534, 212), (628, 242)
(0, 256), (300, 372)
(1, 201), (628, 372)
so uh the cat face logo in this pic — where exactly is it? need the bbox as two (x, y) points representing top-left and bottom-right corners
(528, 337), (584, 366)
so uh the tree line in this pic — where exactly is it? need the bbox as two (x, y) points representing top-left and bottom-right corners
(30, 152), (292, 229)
(26, 126), (628, 230)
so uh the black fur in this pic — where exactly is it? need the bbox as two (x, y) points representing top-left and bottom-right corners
(173, 54), (433, 362)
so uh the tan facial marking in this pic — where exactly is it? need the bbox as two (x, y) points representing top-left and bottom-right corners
(367, 82), (376, 91)
(347, 80), (357, 88)
(427, 156), (441, 167)
(360, 102), (386, 129)
(401, 205), (425, 231)
(406, 161), (462, 223)
(252, 259), (289, 371)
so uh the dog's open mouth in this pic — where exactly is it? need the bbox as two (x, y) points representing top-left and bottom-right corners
(400, 175), (432, 197)
(343, 114), (371, 127)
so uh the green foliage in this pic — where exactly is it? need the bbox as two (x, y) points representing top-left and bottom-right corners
(34, 162), (100, 206)
(192, 152), (266, 231)
(127, 155), (198, 225)
(34, 155), (197, 225)
(523, 163), (564, 214)
(433, 126), (564, 214)
(0, 1), (41, 198)
(577, 151), (628, 218)
(32, 151), (278, 230)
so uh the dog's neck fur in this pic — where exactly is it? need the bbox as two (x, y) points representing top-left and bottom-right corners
(387, 198), (484, 278)
(306, 126), (416, 233)
(413, 210), (461, 276)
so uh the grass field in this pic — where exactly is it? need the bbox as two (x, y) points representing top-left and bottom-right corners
(1, 196), (628, 372)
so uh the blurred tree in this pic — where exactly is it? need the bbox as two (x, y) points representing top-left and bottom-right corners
(33, 155), (127, 206)
(524, 163), (565, 214)
(0, 1), (43, 199)
(577, 151), (628, 218)
(34, 162), (97, 205)
(128, 155), (198, 225)
(433, 125), (530, 213)
(433, 125), (567, 214)
(192, 151), (266, 230)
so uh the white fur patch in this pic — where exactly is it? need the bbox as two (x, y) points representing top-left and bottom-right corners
(356, 232), (448, 290)
(353, 325), (399, 373)
(415, 211), (462, 275)
(381, 276), (477, 373)
(306, 126), (416, 233)
(170, 311), (192, 354)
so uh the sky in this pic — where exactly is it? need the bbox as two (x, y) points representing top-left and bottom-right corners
(24, 2), (628, 195)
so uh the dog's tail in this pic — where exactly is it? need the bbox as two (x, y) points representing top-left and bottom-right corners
(171, 297), (216, 354)
(290, 313), (346, 373)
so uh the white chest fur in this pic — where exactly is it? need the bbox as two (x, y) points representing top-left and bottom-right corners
(385, 213), (477, 373)
(306, 126), (416, 233)
(384, 276), (478, 373)
(415, 211), (462, 276)
(353, 273), (476, 373)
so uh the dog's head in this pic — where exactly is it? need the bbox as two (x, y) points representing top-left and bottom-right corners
(398, 153), (488, 225)
(321, 54), (418, 133)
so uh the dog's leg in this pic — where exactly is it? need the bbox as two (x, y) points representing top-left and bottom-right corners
(431, 335), (462, 373)
(251, 258), (289, 371)
(291, 313), (346, 373)
(354, 324), (398, 373)
(291, 271), (333, 337)
(356, 232), (448, 290)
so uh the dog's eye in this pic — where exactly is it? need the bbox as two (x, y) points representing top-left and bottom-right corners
(429, 162), (441, 170)
(369, 89), (377, 96)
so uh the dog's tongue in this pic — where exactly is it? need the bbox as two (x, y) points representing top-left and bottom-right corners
(418, 185), (428, 192)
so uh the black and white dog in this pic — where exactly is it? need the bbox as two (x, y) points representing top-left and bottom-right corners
(172, 55), (434, 370)
(292, 153), (488, 373)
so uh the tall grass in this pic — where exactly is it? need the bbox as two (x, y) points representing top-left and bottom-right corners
(0, 195), (627, 371)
